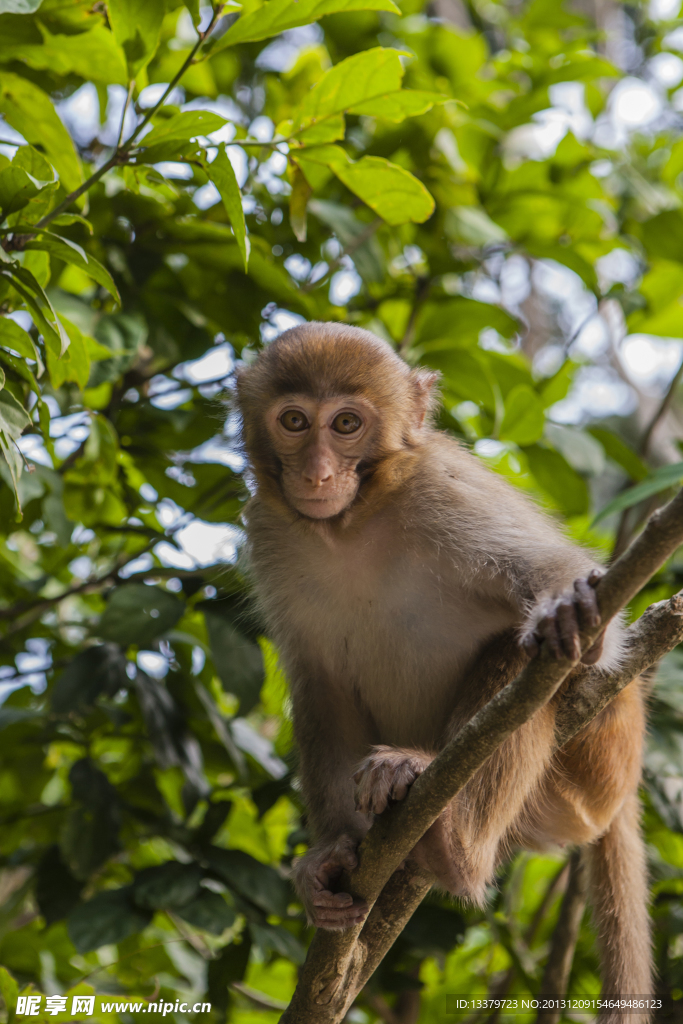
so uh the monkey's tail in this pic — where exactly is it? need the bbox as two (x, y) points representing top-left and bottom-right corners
(585, 792), (653, 1024)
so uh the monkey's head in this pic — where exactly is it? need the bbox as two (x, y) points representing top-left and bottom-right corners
(235, 322), (438, 520)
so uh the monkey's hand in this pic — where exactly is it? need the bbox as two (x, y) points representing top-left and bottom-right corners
(293, 834), (368, 931)
(354, 745), (433, 816)
(521, 569), (605, 665)
(354, 747), (467, 894)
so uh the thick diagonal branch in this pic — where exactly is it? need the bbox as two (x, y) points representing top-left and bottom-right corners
(280, 489), (683, 1024)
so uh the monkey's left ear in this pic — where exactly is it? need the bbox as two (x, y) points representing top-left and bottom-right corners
(410, 368), (441, 427)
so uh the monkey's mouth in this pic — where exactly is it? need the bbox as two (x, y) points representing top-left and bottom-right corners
(288, 491), (358, 520)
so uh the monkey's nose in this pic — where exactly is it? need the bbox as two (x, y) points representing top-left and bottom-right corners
(303, 469), (333, 486)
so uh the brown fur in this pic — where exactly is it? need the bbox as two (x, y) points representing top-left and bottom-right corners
(235, 322), (652, 1012)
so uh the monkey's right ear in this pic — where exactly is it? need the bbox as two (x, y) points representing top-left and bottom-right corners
(411, 368), (441, 427)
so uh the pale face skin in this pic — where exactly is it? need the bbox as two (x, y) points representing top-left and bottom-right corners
(266, 395), (378, 519)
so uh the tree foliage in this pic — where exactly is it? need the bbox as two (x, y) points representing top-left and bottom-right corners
(0, 0), (682, 1019)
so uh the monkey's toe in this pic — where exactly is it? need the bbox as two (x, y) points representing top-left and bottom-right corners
(311, 890), (368, 930)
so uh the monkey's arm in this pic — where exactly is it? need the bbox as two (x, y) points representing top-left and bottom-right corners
(289, 667), (374, 929)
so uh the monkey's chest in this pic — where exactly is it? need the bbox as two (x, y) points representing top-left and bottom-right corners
(280, 548), (516, 747)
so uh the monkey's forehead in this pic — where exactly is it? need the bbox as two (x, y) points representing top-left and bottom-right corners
(241, 322), (411, 402)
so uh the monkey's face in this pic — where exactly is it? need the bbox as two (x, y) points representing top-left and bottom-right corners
(266, 395), (377, 519)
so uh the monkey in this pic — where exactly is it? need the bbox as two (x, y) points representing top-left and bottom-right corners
(234, 321), (651, 1009)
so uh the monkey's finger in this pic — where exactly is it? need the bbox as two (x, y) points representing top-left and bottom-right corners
(522, 634), (539, 658)
(573, 579), (601, 629)
(587, 567), (605, 588)
(537, 615), (563, 659)
(313, 903), (368, 929)
(312, 889), (354, 908)
(392, 780), (409, 801)
(555, 601), (581, 661)
(581, 631), (605, 665)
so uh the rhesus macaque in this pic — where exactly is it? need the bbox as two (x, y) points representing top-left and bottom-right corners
(235, 322), (651, 1004)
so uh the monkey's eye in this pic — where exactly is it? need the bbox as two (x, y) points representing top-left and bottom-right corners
(280, 409), (309, 432)
(332, 411), (362, 435)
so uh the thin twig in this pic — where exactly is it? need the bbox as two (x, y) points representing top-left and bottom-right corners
(612, 352), (683, 558)
(399, 276), (431, 354)
(536, 851), (588, 1024)
(116, 81), (135, 151)
(29, 4), (225, 233)
(231, 982), (288, 1012)
(300, 218), (382, 294)
(483, 861), (571, 1024)
(640, 355), (683, 457)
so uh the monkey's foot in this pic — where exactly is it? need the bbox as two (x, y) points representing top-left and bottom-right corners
(354, 745), (433, 815)
(294, 835), (368, 931)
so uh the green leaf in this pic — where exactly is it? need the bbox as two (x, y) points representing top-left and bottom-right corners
(108, 0), (165, 78)
(140, 110), (227, 148)
(61, 760), (121, 880)
(592, 464), (683, 525)
(0, 165), (45, 216)
(184, 0), (201, 27)
(98, 584), (185, 648)
(588, 427), (648, 482)
(309, 199), (384, 282)
(250, 922), (306, 964)
(420, 348), (496, 412)
(68, 888), (153, 953)
(35, 846), (83, 926)
(208, 940), (251, 1013)
(446, 206), (508, 246)
(45, 315), (92, 390)
(203, 146), (249, 271)
(203, 603), (264, 715)
(524, 444), (590, 516)
(416, 298), (518, 346)
(51, 644), (129, 714)
(349, 89), (447, 121)
(2, 261), (70, 355)
(0, 24), (127, 87)
(332, 156), (435, 225)
(0, 387), (31, 440)
(175, 890), (236, 934)
(0, 967), (18, 1024)
(499, 384), (545, 445)
(216, 0), (400, 48)
(25, 235), (120, 302)
(294, 48), (403, 132)
(289, 164), (312, 243)
(132, 862), (203, 910)
(538, 360), (576, 409)
(0, 72), (81, 192)
(0, 315), (42, 371)
(204, 847), (290, 917)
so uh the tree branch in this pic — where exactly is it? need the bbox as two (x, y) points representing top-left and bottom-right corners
(280, 487), (683, 1023)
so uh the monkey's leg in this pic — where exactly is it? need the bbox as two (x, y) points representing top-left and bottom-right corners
(291, 671), (375, 930)
(354, 706), (557, 905)
(585, 792), (653, 1024)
